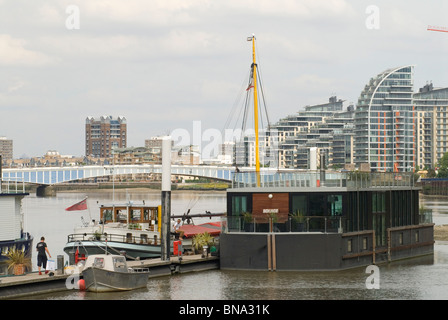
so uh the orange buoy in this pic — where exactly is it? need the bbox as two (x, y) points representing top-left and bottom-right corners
(78, 279), (86, 291)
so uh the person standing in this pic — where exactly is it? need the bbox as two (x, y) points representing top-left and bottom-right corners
(36, 237), (51, 275)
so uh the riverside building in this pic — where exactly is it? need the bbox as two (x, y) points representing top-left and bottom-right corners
(85, 116), (127, 158)
(354, 65), (415, 172)
(413, 83), (448, 169)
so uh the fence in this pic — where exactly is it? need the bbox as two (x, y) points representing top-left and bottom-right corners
(231, 171), (417, 189)
(223, 216), (345, 233)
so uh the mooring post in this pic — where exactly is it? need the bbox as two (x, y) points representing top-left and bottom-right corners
(161, 136), (172, 261)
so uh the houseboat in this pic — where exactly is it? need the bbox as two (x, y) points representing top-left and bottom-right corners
(64, 202), (165, 261)
(219, 170), (434, 271)
(0, 179), (34, 275)
(64, 201), (223, 262)
(219, 35), (434, 271)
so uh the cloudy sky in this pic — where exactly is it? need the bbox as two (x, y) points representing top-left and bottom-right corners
(1, 0), (448, 158)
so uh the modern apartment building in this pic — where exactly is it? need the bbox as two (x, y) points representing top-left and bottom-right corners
(272, 96), (354, 169)
(413, 83), (448, 169)
(354, 65), (415, 172)
(85, 116), (127, 158)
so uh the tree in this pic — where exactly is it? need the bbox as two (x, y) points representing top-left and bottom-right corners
(437, 153), (448, 178)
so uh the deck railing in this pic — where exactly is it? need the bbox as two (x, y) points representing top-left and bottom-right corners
(222, 216), (345, 234)
(222, 211), (432, 234)
(231, 171), (418, 189)
(0, 178), (26, 194)
(67, 232), (160, 245)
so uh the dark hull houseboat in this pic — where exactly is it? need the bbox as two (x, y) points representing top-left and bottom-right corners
(219, 170), (434, 271)
(219, 35), (434, 271)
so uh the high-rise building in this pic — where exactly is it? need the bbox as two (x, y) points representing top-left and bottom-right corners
(0, 137), (13, 161)
(354, 66), (415, 172)
(413, 83), (448, 169)
(85, 116), (127, 158)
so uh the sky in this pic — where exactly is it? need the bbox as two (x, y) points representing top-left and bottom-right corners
(1, 0), (448, 159)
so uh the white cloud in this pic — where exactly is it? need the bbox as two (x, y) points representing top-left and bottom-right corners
(7, 79), (25, 93)
(226, 0), (356, 18)
(0, 34), (53, 66)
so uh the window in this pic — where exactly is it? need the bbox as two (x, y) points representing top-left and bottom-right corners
(232, 195), (248, 215)
(372, 192), (386, 213)
(291, 195), (307, 216)
(363, 237), (368, 250)
(113, 257), (127, 271)
(347, 239), (352, 253)
(93, 257), (105, 268)
(328, 195), (342, 216)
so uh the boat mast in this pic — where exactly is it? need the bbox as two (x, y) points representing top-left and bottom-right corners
(248, 34), (261, 186)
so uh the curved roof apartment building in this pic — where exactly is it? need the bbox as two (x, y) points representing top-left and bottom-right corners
(354, 65), (415, 172)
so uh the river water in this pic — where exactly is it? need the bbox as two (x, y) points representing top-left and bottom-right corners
(18, 189), (448, 300)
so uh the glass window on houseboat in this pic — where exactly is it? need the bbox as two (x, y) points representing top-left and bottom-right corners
(309, 194), (326, 216)
(372, 192), (386, 213)
(328, 195), (342, 216)
(143, 209), (150, 221)
(232, 195), (248, 215)
(131, 209), (141, 221)
(291, 195), (307, 216)
(116, 209), (127, 221)
(103, 209), (112, 221)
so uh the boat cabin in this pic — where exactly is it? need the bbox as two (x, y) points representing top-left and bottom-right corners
(84, 254), (128, 273)
(100, 204), (160, 231)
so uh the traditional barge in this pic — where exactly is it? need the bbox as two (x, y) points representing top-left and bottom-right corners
(64, 201), (223, 261)
(219, 170), (434, 271)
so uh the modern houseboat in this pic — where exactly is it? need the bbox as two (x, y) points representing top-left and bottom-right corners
(219, 35), (434, 271)
(0, 178), (34, 275)
(219, 170), (434, 271)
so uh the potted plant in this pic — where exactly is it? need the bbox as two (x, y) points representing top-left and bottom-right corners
(241, 212), (254, 231)
(192, 232), (214, 255)
(290, 209), (305, 232)
(6, 247), (32, 275)
(93, 230), (102, 240)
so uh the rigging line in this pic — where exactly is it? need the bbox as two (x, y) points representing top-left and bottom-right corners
(241, 88), (251, 140)
(240, 65), (254, 135)
(222, 69), (251, 134)
(256, 67), (271, 128)
(254, 39), (272, 129)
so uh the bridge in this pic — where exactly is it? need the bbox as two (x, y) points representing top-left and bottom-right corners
(1, 164), (239, 186)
